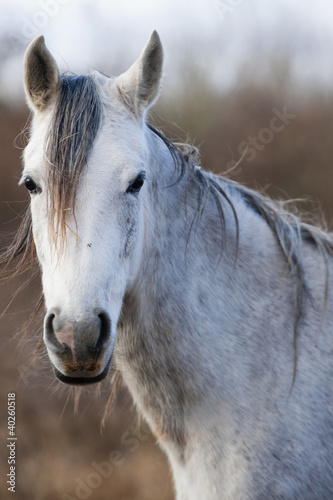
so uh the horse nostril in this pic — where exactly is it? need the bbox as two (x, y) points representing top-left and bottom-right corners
(44, 311), (75, 355)
(44, 312), (57, 346)
(44, 309), (111, 358)
(94, 311), (111, 352)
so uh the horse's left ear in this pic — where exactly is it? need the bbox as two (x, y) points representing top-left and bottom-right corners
(24, 35), (60, 112)
(116, 30), (163, 118)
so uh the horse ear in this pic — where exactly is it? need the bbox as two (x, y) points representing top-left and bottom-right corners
(24, 35), (60, 112)
(116, 30), (163, 118)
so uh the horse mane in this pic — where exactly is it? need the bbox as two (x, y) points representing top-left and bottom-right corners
(46, 74), (102, 242)
(148, 122), (333, 255)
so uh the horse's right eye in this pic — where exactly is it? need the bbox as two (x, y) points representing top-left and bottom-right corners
(24, 177), (39, 194)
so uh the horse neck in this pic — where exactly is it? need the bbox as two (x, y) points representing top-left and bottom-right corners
(131, 127), (274, 318)
(116, 126), (290, 449)
(130, 128), (240, 323)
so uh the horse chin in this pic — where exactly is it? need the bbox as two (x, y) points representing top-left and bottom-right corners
(53, 356), (112, 386)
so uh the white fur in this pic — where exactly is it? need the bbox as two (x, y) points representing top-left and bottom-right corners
(22, 33), (333, 499)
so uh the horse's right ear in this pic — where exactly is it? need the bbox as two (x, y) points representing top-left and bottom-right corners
(24, 35), (60, 112)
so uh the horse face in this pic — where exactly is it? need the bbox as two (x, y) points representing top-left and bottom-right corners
(24, 117), (147, 385)
(22, 33), (163, 384)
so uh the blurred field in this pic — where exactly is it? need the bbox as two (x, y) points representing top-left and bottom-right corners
(1, 59), (333, 500)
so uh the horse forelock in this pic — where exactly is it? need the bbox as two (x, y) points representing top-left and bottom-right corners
(45, 74), (102, 242)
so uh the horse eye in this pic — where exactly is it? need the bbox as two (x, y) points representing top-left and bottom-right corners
(24, 177), (39, 194)
(126, 173), (146, 195)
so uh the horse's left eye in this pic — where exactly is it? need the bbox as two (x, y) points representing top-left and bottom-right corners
(126, 173), (146, 195)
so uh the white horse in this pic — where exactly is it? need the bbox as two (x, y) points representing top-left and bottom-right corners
(5, 31), (333, 498)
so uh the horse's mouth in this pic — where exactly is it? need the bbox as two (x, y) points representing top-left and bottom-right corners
(53, 356), (112, 386)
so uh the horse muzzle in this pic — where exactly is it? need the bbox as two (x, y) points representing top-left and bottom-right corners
(43, 309), (116, 385)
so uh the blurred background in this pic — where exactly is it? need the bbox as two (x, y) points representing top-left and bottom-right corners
(1, 0), (333, 498)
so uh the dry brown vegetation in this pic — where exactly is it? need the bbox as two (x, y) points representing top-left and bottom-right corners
(1, 60), (333, 499)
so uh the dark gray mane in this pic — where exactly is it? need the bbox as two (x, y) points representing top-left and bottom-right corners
(46, 74), (102, 238)
(148, 122), (333, 257)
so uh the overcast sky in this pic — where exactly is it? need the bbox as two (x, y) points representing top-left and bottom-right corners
(0, 0), (333, 104)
